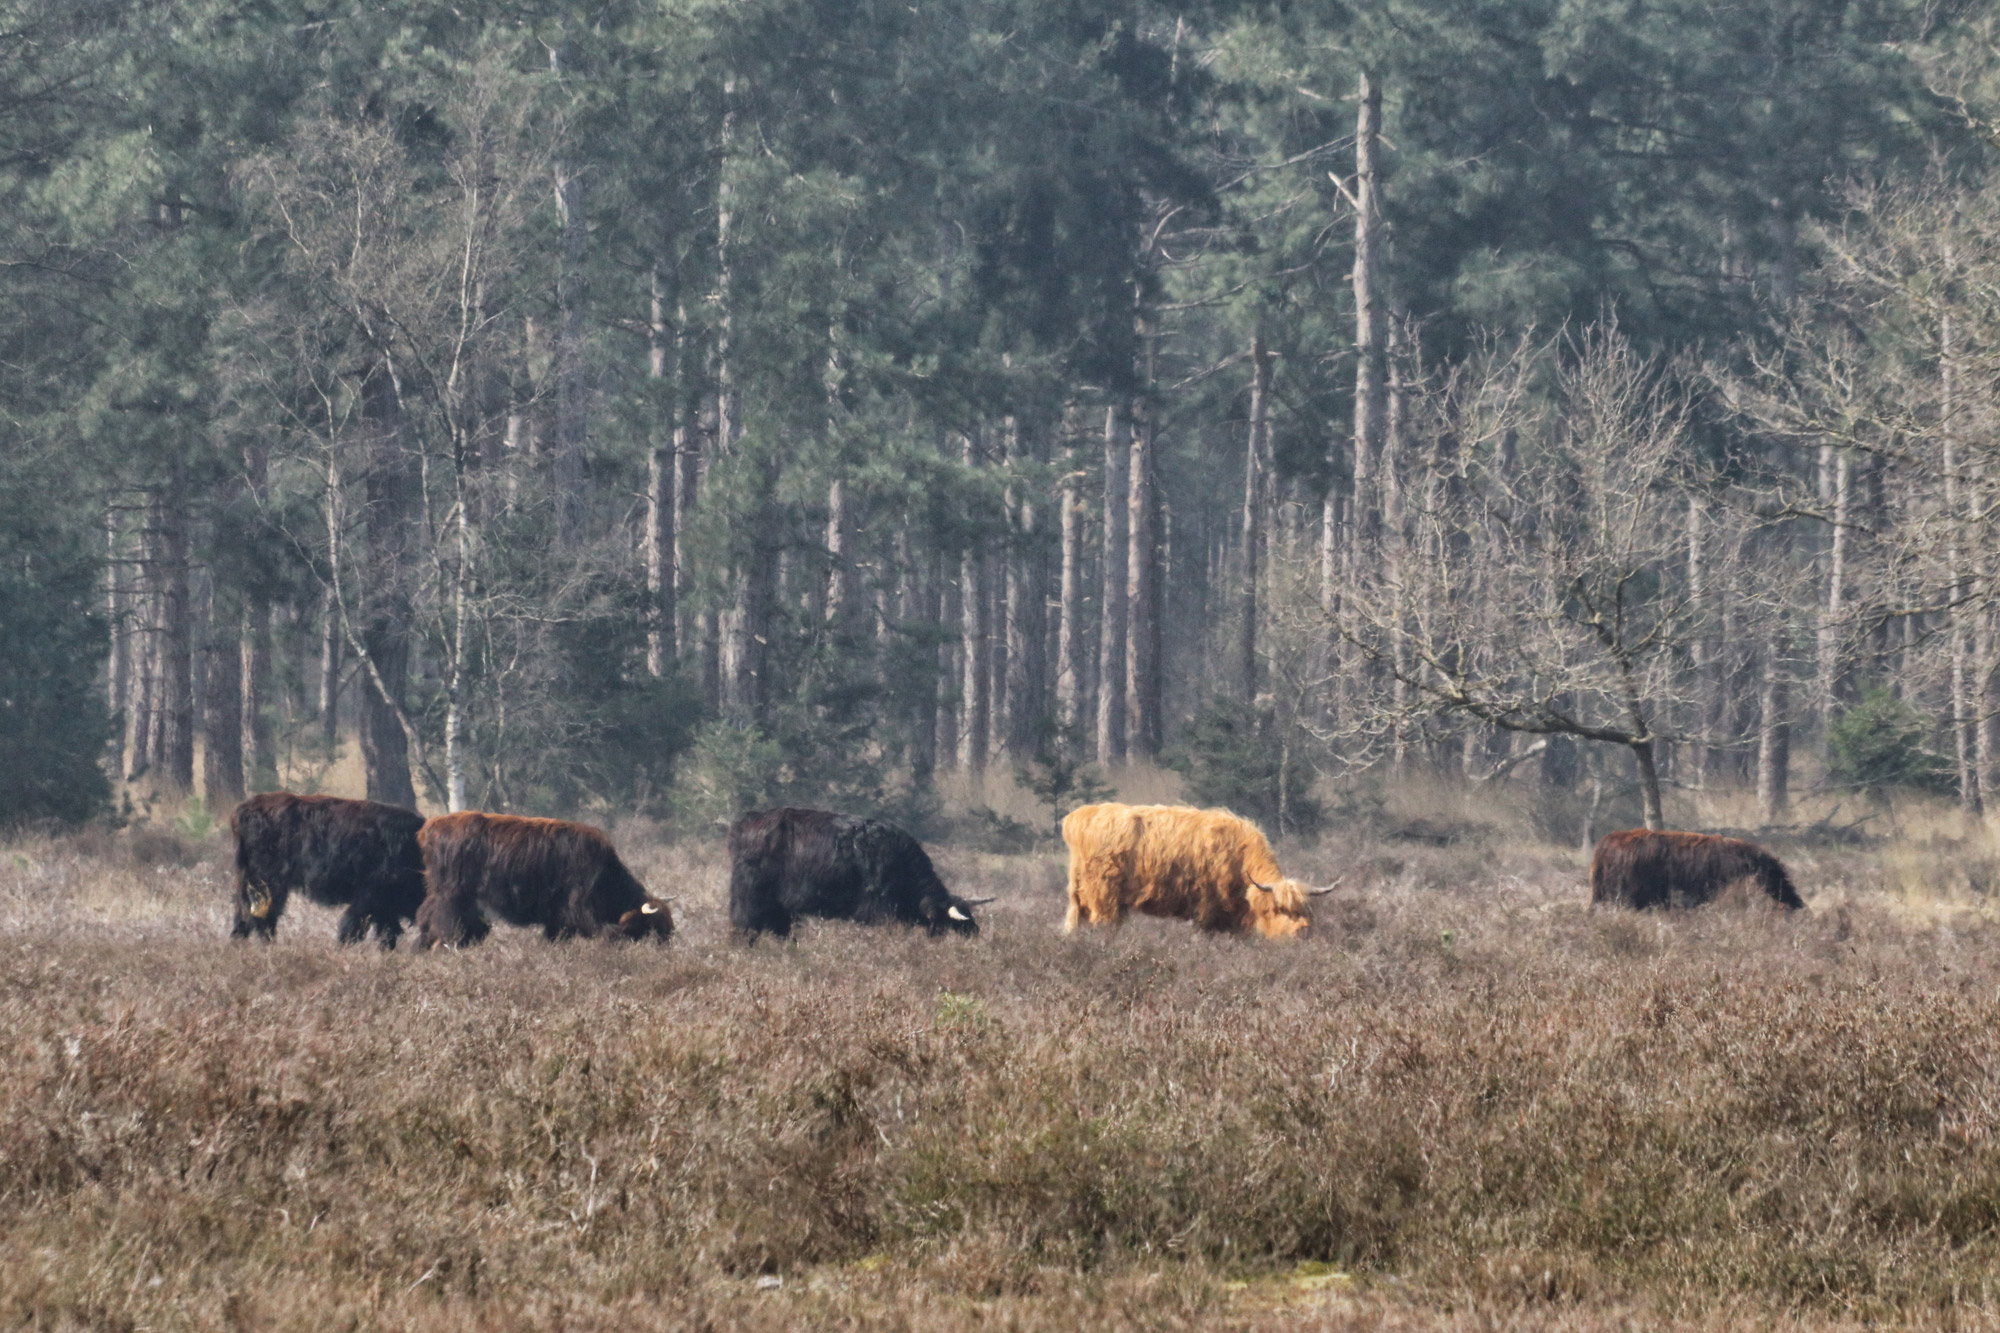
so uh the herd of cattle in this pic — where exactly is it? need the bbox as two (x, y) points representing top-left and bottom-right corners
(224, 791), (1807, 950)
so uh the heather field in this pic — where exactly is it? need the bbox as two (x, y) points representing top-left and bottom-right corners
(7, 810), (2000, 1330)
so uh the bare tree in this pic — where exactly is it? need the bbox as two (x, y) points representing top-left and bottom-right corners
(239, 57), (585, 810)
(1338, 326), (1765, 829)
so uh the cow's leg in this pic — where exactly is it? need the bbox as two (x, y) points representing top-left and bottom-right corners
(729, 901), (789, 939)
(414, 891), (489, 948)
(233, 877), (283, 941)
(336, 903), (370, 945)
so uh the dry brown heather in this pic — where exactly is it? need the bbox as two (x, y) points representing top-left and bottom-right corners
(8, 819), (2000, 1330)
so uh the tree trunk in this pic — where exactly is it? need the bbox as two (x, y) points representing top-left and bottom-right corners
(1631, 740), (1664, 831)
(124, 513), (156, 780)
(675, 367), (701, 666)
(1095, 404), (1130, 764)
(727, 461), (780, 723)
(895, 531), (938, 792)
(202, 591), (245, 809)
(319, 584), (342, 756)
(1757, 628), (1791, 824)
(236, 441), (274, 791)
(936, 546), (962, 770)
(1768, 200), (1798, 309)
(550, 43), (588, 548)
(1126, 395), (1160, 760)
(646, 268), (676, 676)
(154, 473), (195, 794)
(958, 547), (989, 776)
(1349, 70), (1387, 567)
(1687, 498), (1719, 788)
(1003, 419), (1044, 759)
(359, 363), (419, 808)
(106, 509), (129, 728)
(1942, 313), (1981, 814)
(1241, 335), (1271, 701)
(1056, 443), (1085, 751)
(827, 476), (861, 631)
(715, 76), (738, 459)
(1816, 446), (1852, 745)
(242, 600), (274, 791)
(1320, 490), (1340, 618)
(1980, 611), (2000, 812)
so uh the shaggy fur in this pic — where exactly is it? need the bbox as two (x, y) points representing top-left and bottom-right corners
(1590, 828), (1805, 911)
(727, 807), (980, 938)
(413, 812), (673, 948)
(228, 792), (427, 948)
(1061, 803), (1314, 939)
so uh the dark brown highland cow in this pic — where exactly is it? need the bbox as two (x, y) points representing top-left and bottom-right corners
(229, 792), (428, 947)
(1590, 829), (1805, 911)
(413, 812), (673, 948)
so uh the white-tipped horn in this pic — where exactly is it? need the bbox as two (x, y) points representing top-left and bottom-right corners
(959, 896), (996, 907)
(947, 905), (971, 922)
(1306, 885), (1337, 897)
(640, 901), (661, 915)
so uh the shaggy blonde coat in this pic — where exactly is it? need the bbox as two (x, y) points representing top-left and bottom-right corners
(1060, 803), (1312, 938)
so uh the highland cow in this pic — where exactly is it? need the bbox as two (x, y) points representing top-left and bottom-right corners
(1060, 803), (1330, 939)
(726, 807), (989, 938)
(228, 792), (427, 948)
(413, 812), (673, 948)
(1590, 828), (1805, 911)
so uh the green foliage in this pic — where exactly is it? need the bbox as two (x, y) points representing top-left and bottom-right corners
(1827, 688), (1956, 798)
(1168, 697), (1322, 839)
(959, 805), (1039, 855)
(584, 670), (705, 811)
(0, 485), (112, 829)
(1014, 722), (1117, 838)
(669, 690), (888, 834)
(171, 796), (214, 842)
(672, 720), (788, 833)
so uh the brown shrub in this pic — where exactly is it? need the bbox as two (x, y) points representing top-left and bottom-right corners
(5, 828), (2000, 1329)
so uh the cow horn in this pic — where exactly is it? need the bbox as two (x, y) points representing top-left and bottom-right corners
(1250, 881), (1276, 893)
(959, 896), (996, 907)
(947, 905), (971, 922)
(640, 901), (661, 915)
(1306, 885), (1338, 897)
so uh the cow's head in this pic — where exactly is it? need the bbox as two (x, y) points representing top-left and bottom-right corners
(1246, 879), (1330, 939)
(614, 896), (675, 941)
(921, 894), (991, 937)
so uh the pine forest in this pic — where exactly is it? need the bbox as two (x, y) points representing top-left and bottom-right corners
(0, 0), (1996, 836)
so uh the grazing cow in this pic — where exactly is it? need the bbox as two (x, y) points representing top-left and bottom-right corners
(413, 812), (673, 947)
(1061, 803), (1330, 939)
(1590, 828), (1805, 911)
(727, 807), (989, 938)
(229, 792), (427, 948)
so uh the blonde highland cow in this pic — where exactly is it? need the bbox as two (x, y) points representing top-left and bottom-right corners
(1060, 803), (1330, 939)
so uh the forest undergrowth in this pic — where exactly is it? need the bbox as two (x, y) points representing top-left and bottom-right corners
(6, 809), (2000, 1330)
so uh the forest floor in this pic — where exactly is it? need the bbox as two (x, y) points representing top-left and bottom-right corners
(8, 802), (2000, 1330)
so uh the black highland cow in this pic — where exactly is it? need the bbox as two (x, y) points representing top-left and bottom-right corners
(413, 812), (673, 947)
(229, 792), (427, 947)
(727, 807), (989, 938)
(1591, 828), (1805, 911)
